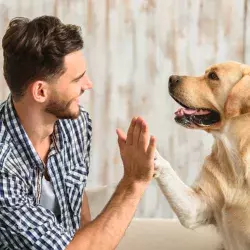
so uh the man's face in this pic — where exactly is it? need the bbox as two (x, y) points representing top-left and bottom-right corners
(45, 50), (92, 119)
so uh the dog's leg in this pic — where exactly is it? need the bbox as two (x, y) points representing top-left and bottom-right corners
(154, 150), (212, 229)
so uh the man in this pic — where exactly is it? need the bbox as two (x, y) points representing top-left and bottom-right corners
(0, 16), (156, 249)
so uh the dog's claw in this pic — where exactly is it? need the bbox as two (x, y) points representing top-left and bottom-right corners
(153, 150), (171, 178)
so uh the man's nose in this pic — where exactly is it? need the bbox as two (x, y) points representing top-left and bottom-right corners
(82, 74), (93, 90)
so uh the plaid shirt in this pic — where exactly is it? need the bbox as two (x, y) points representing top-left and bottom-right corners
(0, 95), (92, 250)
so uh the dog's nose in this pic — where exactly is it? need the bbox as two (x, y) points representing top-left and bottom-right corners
(169, 75), (181, 91)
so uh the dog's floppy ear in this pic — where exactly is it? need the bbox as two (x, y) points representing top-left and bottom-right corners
(224, 74), (250, 119)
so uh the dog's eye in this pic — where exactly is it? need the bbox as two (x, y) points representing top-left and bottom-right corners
(208, 72), (219, 80)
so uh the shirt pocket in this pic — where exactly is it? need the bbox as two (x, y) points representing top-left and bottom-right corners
(65, 161), (88, 216)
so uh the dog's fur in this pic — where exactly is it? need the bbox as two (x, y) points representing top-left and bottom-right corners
(154, 61), (250, 250)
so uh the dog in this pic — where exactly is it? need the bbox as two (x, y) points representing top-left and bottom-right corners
(154, 61), (250, 250)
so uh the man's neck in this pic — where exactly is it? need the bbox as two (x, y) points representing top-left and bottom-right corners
(13, 98), (56, 149)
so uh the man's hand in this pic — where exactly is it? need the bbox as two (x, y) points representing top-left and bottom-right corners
(116, 117), (156, 184)
(66, 117), (156, 250)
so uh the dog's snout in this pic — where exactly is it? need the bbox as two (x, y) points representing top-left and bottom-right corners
(169, 75), (181, 85)
(169, 75), (181, 92)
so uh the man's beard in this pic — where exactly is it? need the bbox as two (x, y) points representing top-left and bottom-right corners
(45, 96), (80, 120)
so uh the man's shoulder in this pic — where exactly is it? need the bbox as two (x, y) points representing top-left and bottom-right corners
(0, 101), (14, 170)
(0, 99), (7, 123)
(0, 100), (11, 145)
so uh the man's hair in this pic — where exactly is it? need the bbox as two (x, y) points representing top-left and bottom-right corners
(2, 15), (84, 101)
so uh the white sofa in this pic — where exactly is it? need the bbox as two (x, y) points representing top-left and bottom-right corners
(117, 219), (221, 250)
(86, 186), (221, 250)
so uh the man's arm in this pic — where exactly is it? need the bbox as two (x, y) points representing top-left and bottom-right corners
(68, 178), (146, 250)
(80, 191), (91, 228)
(66, 117), (156, 250)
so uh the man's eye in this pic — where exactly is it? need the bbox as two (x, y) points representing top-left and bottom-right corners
(74, 78), (82, 83)
(208, 72), (219, 80)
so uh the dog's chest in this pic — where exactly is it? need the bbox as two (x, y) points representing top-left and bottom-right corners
(213, 186), (250, 250)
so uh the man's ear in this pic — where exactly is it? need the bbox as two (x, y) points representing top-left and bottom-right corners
(224, 75), (250, 119)
(30, 80), (48, 103)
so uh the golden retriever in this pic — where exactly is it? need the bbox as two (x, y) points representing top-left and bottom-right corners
(154, 61), (250, 250)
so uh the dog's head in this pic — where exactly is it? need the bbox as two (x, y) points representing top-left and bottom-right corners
(169, 61), (250, 131)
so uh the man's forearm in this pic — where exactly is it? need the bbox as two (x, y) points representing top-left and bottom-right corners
(80, 191), (91, 228)
(66, 178), (147, 250)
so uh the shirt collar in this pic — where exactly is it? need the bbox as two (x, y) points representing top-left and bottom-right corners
(52, 120), (68, 153)
(4, 94), (67, 167)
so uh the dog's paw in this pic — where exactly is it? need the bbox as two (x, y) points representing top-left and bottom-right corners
(153, 150), (170, 179)
(153, 166), (161, 178)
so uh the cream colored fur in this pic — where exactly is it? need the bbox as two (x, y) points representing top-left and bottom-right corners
(154, 61), (250, 250)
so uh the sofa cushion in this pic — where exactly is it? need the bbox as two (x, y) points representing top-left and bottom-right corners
(86, 186), (221, 249)
(118, 219), (221, 250)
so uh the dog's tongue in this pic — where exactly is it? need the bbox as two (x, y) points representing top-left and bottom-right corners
(175, 108), (210, 117)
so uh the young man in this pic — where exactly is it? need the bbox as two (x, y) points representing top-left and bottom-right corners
(0, 16), (156, 250)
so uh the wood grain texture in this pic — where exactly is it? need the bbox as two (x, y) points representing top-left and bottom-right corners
(0, 0), (248, 218)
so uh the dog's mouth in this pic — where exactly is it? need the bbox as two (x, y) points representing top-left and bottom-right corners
(172, 97), (221, 128)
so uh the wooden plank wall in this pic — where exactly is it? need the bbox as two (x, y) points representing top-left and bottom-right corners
(0, 0), (248, 218)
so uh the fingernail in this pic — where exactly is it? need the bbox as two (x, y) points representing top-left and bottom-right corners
(132, 117), (137, 124)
